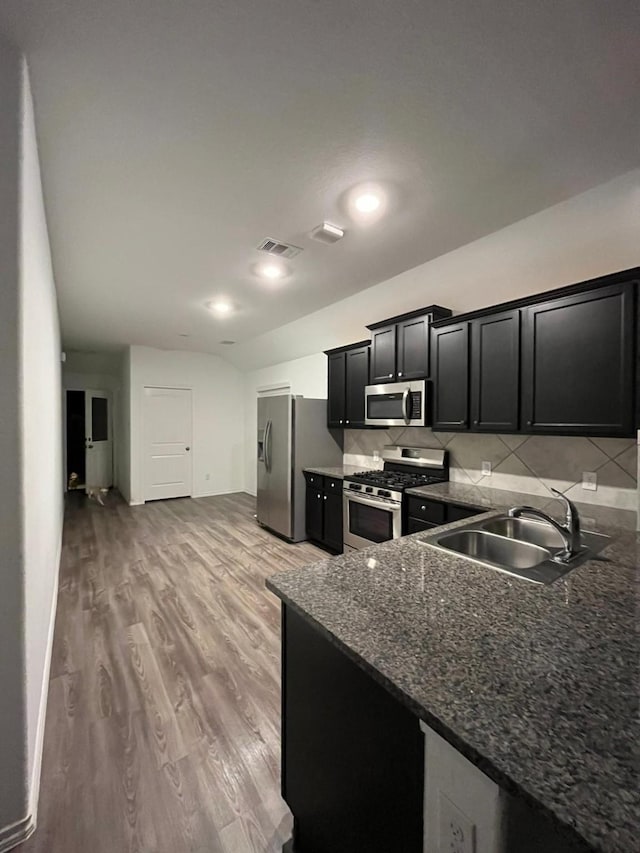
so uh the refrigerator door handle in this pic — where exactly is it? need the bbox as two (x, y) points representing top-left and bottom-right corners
(264, 419), (272, 472)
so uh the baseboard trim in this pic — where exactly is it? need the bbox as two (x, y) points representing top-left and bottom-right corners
(28, 526), (62, 827)
(0, 813), (35, 853)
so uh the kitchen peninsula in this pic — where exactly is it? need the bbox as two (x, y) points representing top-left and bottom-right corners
(268, 489), (640, 853)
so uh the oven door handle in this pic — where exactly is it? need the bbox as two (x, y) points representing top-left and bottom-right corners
(345, 493), (401, 511)
(401, 387), (410, 424)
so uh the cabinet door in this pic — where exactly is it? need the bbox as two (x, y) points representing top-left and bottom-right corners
(431, 322), (470, 431)
(327, 352), (346, 427)
(370, 325), (397, 384)
(521, 282), (635, 436)
(406, 517), (439, 534)
(471, 310), (520, 432)
(305, 487), (324, 542)
(344, 346), (370, 427)
(322, 491), (343, 552)
(397, 314), (430, 380)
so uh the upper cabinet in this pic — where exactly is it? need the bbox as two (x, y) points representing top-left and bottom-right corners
(471, 309), (520, 432)
(431, 322), (470, 431)
(325, 341), (370, 429)
(430, 271), (638, 438)
(521, 282), (635, 436)
(367, 306), (452, 385)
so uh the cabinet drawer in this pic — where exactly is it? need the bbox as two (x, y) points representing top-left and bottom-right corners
(324, 477), (342, 494)
(406, 517), (440, 534)
(446, 503), (484, 523)
(406, 497), (446, 524)
(304, 471), (324, 489)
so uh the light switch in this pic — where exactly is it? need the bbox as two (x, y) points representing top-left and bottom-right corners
(481, 461), (492, 476)
(582, 472), (597, 491)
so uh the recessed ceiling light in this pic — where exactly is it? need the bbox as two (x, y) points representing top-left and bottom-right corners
(256, 260), (287, 280)
(207, 299), (234, 316)
(354, 192), (381, 213)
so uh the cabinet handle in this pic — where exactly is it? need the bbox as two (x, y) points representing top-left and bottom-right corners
(323, 496), (327, 501)
(473, 420), (478, 425)
(388, 373), (393, 378)
(398, 371), (403, 377)
(317, 493), (321, 499)
(527, 420), (532, 427)
(345, 419), (350, 424)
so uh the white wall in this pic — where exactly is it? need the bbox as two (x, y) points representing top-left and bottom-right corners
(128, 346), (245, 505)
(0, 40), (62, 848)
(119, 348), (131, 502)
(0, 34), (29, 845)
(19, 58), (63, 823)
(243, 352), (327, 496)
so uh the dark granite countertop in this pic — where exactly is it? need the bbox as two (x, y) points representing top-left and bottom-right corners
(267, 503), (640, 852)
(303, 464), (363, 480)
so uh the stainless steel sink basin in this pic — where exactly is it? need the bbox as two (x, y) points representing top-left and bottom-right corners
(481, 516), (565, 549)
(423, 514), (611, 584)
(437, 529), (551, 570)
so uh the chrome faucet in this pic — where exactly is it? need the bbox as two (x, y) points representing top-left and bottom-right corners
(508, 488), (582, 563)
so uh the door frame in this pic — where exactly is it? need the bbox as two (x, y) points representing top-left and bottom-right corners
(140, 385), (194, 503)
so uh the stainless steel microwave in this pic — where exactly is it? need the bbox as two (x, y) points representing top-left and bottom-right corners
(364, 379), (427, 427)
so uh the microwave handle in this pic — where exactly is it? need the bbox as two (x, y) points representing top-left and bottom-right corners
(402, 388), (410, 424)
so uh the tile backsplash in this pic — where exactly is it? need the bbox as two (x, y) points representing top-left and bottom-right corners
(344, 428), (638, 511)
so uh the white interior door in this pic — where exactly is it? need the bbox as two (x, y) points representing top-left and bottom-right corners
(85, 389), (113, 489)
(143, 387), (193, 501)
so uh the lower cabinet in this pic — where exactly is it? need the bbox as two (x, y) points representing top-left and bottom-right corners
(283, 606), (424, 853)
(304, 472), (343, 553)
(404, 496), (484, 534)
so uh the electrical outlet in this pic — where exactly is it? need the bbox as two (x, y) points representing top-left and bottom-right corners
(439, 793), (475, 853)
(582, 471), (597, 491)
(373, 450), (381, 462)
(481, 460), (492, 476)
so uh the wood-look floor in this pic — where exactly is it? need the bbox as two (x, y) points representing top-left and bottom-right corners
(18, 491), (323, 853)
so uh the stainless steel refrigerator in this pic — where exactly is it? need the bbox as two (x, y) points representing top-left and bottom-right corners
(257, 394), (343, 541)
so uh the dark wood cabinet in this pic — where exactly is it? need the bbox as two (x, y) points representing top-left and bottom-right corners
(521, 282), (635, 436)
(325, 341), (370, 428)
(397, 314), (432, 380)
(471, 309), (520, 432)
(323, 491), (343, 552)
(367, 306), (452, 385)
(369, 324), (397, 384)
(283, 606), (424, 853)
(327, 352), (346, 427)
(404, 495), (483, 534)
(430, 270), (638, 438)
(344, 345), (370, 426)
(304, 472), (343, 553)
(305, 485), (324, 543)
(431, 321), (470, 431)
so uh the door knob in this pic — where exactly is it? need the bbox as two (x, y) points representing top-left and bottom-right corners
(88, 444), (94, 449)
(186, 446), (190, 451)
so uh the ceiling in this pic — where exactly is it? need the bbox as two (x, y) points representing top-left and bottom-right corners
(1, 0), (639, 367)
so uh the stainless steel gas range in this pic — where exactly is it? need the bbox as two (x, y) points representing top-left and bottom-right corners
(343, 445), (449, 551)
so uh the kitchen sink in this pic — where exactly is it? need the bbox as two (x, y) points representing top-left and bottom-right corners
(423, 514), (611, 584)
(437, 529), (551, 570)
(481, 516), (565, 549)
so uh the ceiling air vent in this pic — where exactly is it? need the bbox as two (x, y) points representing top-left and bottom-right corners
(257, 238), (302, 259)
(310, 222), (345, 244)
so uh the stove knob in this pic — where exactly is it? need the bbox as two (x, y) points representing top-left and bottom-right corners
(365, 486), (373, 493)
(379, 490), (390, 497)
